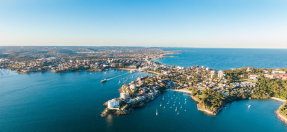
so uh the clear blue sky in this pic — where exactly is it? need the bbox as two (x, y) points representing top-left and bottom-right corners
(0, 0), (287, 48)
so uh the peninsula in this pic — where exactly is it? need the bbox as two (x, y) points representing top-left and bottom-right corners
(101, 64), (287, 124)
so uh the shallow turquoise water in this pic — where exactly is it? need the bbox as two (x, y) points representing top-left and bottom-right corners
(0, 70), (287, 132)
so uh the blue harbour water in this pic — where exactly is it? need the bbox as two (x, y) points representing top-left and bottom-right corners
(1, 48), (287, 132)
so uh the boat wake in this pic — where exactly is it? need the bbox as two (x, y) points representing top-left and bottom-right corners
(106, 72), (130, 81)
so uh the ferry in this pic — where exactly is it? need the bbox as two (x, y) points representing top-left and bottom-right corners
(101, 79), (107, 83)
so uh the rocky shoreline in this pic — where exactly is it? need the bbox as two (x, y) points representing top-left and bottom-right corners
(276, 111), (287, 124)
(100, 108), (132, 117)
(196, 104), (224, 116)
(100, 94), (159, 118)
(189, 95), (224, 116)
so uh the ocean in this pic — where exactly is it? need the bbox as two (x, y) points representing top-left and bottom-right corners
(154, 48), (287, 70)
(1, 48), (287, 132)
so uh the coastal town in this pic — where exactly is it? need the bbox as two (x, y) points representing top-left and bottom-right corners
(101, 61), (287, 118)
(2, 47), (287, 124)
(0, 47), (176, 73)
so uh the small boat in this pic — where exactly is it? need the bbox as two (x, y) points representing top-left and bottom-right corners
(101, 79), (107, 83)
(177, 112), (179, 115)
(180, 105), (182, 109)
(156, 109), (158, 115)
(248, 105), (251, 108)
(160, 103), (162, 107)
(175, 106), (177, 112)
(163, 106), (165, 109)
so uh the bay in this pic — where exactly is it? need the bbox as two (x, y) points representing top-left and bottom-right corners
(1, 48), (287, 132)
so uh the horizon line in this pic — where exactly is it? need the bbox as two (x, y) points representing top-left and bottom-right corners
(0, 46), (287, 50)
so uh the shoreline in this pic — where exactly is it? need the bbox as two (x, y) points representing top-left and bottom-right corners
(167, 89), (222, 116)
(112, 68), (161, 75)
(166, 89), (192, 94)
(270, 97), (286, 102)
(276, 111), (287, 124)
(7, 52), (287, 124)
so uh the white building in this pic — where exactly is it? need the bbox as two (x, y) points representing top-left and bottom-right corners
(120, 93), (129, 99)
(249, 75), (260, 81)
(264, 74), (275, 79)
(58, 64), (64, 71)
(246, 67), (253, 72)
(130, 84), (136, 91)
(163, 71), (171, 75)
(136, 96), (146, 101)
(218, 70), (224, 79)
(108, 99), (120, 109)
(272, 71), (286, 74)
(210, 70), (216, 78)
(176, 66), (184, 70)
